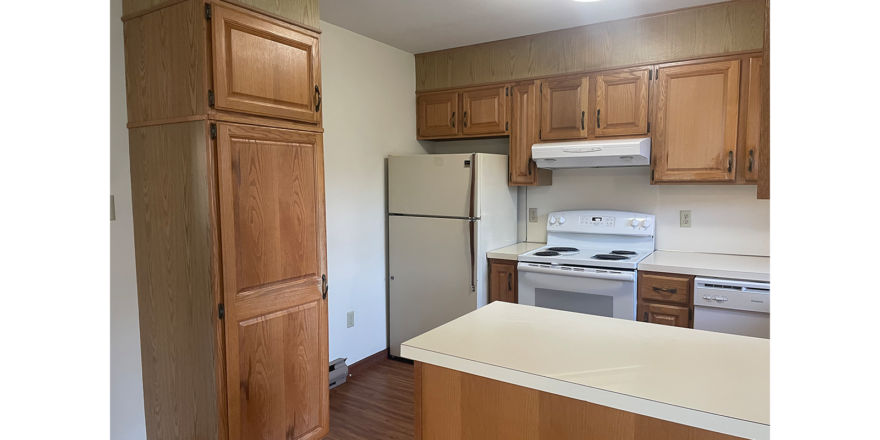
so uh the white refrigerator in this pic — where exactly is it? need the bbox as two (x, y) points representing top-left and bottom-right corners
(387, 153), (517, 357)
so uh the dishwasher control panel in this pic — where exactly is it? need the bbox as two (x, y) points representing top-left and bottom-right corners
(694, 277), (770, 313)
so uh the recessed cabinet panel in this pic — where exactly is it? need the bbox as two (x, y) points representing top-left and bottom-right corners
(595, 69), (650, 137)
(418, 91), (459, 138)
(212, 3), (321, 123)
(653, 59), (740, 182)
(462, 86), (508, 136)
(743, 56), (763, 182)
(539, 76), (588, 141)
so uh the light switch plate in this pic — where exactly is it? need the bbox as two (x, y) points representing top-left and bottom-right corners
(680, 210), (692, 228)
(528, 208), (538, 223)
(346, 311), (354, 328)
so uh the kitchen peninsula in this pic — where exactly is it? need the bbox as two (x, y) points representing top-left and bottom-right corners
(402, 301), (769, 440)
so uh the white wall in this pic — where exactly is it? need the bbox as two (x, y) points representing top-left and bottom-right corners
(524, 167), (770, 256)
(110, 0), (147, 438)
(320, 21), (429, 364)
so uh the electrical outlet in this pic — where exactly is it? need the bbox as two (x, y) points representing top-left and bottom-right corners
(346, 311), (354, 328)
(680, 210), (692, 228)
(528, 208), (538, 223)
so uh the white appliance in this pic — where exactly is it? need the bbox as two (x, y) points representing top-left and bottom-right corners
(531, 138), (651, 169)
(694, 277), (770, 339)
(518, 210), (655, 320)
(387, 153), (517, 358)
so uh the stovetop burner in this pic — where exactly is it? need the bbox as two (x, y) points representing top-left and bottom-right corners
(592, 254), (630, 260)
(547, 247), (579, 252)
(534, 251), (561, 257)
(610, 250), (637, 255)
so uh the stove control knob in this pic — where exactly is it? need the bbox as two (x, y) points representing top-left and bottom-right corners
(549, 215), (557, 225)
(640, 218), (651, 229)
(629, 218), (639, 228)
(558, 216), (566, 225)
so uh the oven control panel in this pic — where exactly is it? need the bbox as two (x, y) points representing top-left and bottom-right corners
(578, 215), (614, 226)
(547, 210), (655, 236)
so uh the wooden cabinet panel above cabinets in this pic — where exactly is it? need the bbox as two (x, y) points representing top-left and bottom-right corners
(462, 86), (509, 136)
(652, 59), (741, 183)
(417, 91), (459, 138)
(538, 76), (589, 141)
(594, 69), (650, 137)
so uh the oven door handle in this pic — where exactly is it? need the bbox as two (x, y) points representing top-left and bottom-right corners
(517, 263), (635, 282)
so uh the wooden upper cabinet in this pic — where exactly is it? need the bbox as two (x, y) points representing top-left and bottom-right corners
(461, 86), (508, 136)
(594, 69), (650, 137)
(417, 91), (459, 138)
(211, 3), (321, 124)
(539, 76), (589, 141)
(509, 82), (538, 185)
(653, 59), (741, 182)
(216, 123), (329, 440)
(743, 56), (763, 182)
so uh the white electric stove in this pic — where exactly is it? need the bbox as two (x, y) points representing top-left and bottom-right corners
(517, 210), (655, 320)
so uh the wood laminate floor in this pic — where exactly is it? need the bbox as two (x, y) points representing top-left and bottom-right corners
(325, 358), (415, 440)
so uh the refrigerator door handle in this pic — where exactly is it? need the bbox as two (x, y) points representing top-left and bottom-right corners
(468, 153), (476, 292)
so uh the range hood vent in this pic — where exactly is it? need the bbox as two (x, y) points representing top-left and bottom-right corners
(531, 138), (651, 169)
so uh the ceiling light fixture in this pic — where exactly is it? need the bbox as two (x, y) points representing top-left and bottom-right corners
(573, 0), (602, 2)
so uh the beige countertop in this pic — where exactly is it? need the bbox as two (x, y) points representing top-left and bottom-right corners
(401, 302), (769, 440)
(486, 242), (545, 260)
(638, 250), (770, 282)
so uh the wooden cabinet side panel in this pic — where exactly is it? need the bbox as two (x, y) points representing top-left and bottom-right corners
(129, 121), (220, 440)
(123, 0), (207, 125)
(418, 364), (745, 439)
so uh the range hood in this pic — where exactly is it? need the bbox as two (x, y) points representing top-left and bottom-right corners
(531, 138), (651, 169)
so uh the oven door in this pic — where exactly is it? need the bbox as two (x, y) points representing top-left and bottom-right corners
(517, 263), (636, 320)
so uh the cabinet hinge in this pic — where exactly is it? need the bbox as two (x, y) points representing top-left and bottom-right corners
(210, 123), (217, 140)
(540, 83), (543, 93)
(505, 121), (508, 131)
(208, 89), (215, 107)
(647, 122), (650, 133)
(205, 4), (212, 20)
(218, 303), (224, 319)
(539, 129), (542, 140)
(505, 87), (509, 97)
(649, 70), (652, 81)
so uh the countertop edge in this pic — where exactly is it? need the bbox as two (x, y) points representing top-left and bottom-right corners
(401, 344), (769, 440)
(637, 262), (770, 282)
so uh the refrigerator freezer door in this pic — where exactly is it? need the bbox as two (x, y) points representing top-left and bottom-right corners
(388, 154), (476, 218)
(389, 215), (478, 357)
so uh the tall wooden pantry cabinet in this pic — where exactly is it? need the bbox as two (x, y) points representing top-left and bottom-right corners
(121, 1), (328, 439)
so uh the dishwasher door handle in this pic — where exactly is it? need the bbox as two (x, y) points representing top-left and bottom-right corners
(517, 263), (635, 282)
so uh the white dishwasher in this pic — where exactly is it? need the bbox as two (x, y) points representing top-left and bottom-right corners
(694, 277), (770, 339)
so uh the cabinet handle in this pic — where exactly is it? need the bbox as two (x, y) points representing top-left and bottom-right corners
(464, 111), (468, 127)
(597, 109), (601, 129)
(643, 311), (649, 322)
(322, 274), (328, 300)
(314, 85), (322, 112)
(507, 272), (512, 291)
(652, 286), (678, 294)
(748, 150), (754, 172)
(727, 151), (733, 172)
(581, 111), (585, 130)
(451, 112), (455, 128)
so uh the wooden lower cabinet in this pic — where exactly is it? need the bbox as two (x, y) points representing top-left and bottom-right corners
(488, 258), (518, 304)
(414, 362), (745, 439)
(637, 271), (694, 328)
(129, 121), (329, 440)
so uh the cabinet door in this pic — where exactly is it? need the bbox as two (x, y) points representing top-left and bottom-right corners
(461, 86), (508, 136)
(216, 123), (329, 440)
(653, 59), (740, 182)
(211, 3), (321, 123)
(638, 303), (690, 328)
(417, 91), (459, 138)
(743, 56), (763, 182)
(488, 260), (517, 304)
(539, 76), (589, 141)
(595, 69), (650, 137)
(509, 82), (539, 185)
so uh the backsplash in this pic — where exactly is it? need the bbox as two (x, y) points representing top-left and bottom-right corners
(523, 167), (770, 256)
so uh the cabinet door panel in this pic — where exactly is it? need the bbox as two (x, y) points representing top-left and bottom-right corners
(653, 60), (740, 182)
(509, 82), (538, 185)
(638, 303), (690, 328)
(418, 91), (459, 138)
(595, 69), (649, 137)
(217, 123), (328, 440)
(539, 77), (588, 141)
(488, 260), (517, 304)
(743, 56), (763, 182)
(212, 3), (320, 123)
(462, 86), (508, 136)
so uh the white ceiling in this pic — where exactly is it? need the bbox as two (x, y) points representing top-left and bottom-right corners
(320, 0), (729, 54)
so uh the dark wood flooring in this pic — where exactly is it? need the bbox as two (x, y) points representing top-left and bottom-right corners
(325, 358), (415, 440)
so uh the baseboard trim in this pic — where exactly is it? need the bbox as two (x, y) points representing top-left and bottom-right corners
(348, 348), (389, 377)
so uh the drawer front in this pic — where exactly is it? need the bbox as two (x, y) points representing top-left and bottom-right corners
(638, 303), (690, 328)
(639, 272), (692, 305)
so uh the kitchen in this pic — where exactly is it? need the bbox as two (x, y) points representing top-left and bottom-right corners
(111, 0), (770, 438)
